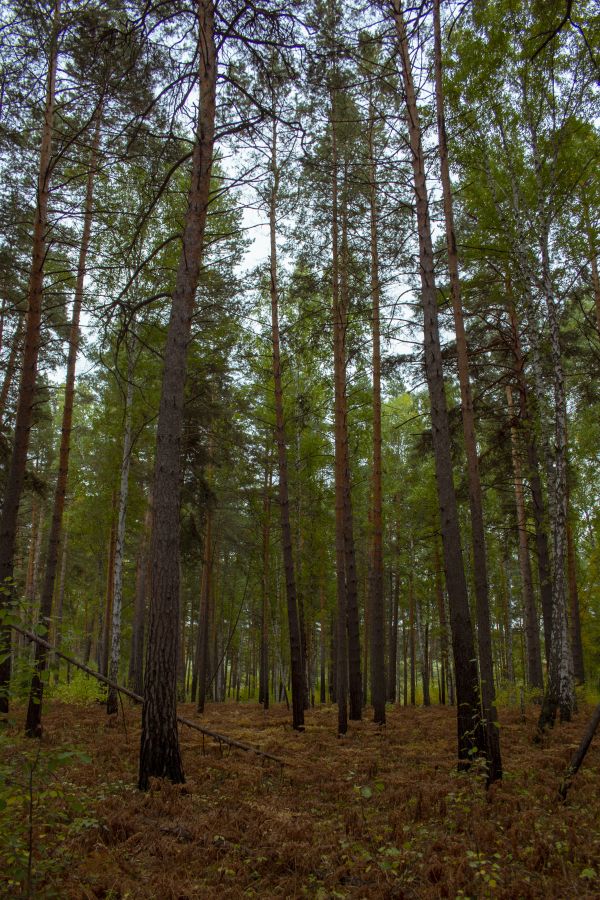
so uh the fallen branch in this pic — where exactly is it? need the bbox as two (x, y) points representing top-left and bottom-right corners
(9, 624), (285, 768)
(559, 702), (600, 800)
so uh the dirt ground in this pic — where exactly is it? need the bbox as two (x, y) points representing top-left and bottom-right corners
(2, 699), (599, 898)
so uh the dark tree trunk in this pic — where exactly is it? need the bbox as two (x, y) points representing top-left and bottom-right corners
(139, 0), (216, 790)
(268, 112), (304, 731)
(195, 504), (212, 714)
(340, 180), (362, 721)
(129, 498), (151, 698)
(508, 299), (553, 663)
(0, 313), (24, 424)
(0, 1), (60, 714)
(387, 569), (399, 702)
(367, 96), (385, 725)
(331, 87), (348, 736)
(259, 457), (271, 710)
(506, 385), (544, 691)
(432, 0), (501, 782)
(392, 0), (487, 768)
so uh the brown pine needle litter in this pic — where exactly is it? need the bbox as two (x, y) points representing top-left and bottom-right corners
(2, 701), (599, 898)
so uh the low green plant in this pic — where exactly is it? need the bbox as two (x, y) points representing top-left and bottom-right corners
(0, 732), (92, 897)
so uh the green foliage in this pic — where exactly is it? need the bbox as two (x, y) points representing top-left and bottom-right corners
(48, 671), (106, 706)
(0, 734), (92, 896)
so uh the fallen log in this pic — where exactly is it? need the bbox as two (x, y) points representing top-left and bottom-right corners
(559, 702), (600, 800)
(9, 623), (285, 767)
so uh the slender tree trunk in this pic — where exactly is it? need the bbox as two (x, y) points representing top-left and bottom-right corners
(434, 541), (448, 705)
(340, 173), (362, 721)
(387, 569), (400, 702)
(100, 493), (117, 678)
(129, 498), (151, 698)
(0, 1), (60, 714)
(107, 352), (135, 715)
(268, 112), (304, 731)
(432, 0), (501, 781)
(319, 581), (326, 704)
(195, 503), (212, 714)
(331, 87), (348, 736)
(566, 502), (585, 684)
(409, 566), (416, 706)
(259, 457), (271, 709)
(507, 299), (553, 663)
(538, 230), (575, 729)
(368, 96), (385, 725)
(25, 107), (101, 735)
(0, 313), (25, 424)
(392, 0), (487, 768)
(506, 385), (544, 690)
(52, 530), (68, 683)
(139, 0), (216, 790)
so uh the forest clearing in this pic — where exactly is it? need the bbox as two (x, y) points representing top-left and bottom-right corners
(1, 0), (599, 896)
(2, 696), (600, 899)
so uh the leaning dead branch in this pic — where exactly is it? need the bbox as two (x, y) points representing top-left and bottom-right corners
(9, 624), (285, 768)
(559, 702), (600, 800)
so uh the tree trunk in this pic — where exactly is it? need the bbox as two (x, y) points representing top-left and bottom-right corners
(566, 504), (585, 684)
(508, 298), (553, 663)
(432, 0), (501, 782)
(392, 0), (487, 768)
(139, 0), (216, 790)
(107, 349), (135, 715)
(268, 111), (304, 730)
(129, 497), (151, 698)
(195, 503), (212, 714)
(340, 170), (362, 721)
(434, 541), (448, 705)
(331, 86), (348, 736)
(368, 96), (385, 725)
(100, 492), (117, 678)
(0, 313), (25, 424)
(538, 229), (575, 729)
(25, 105), (100, 736)
(0, 0), (60, 715)
(259, 456), (271, 709)
(506, 385), (544, 690)
(387, 569), (400, 702)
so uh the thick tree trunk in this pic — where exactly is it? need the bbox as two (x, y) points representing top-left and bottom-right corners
(107, 352), (135, 715)
(268, 113), (304, 730)
(506, 385), (544, 690)
(139, 0), (216, 790)
(392, 0), (487, 768)
(432, 0), (501, 781)
(367, 98), (385, 725)
(0, 1), (60, 715)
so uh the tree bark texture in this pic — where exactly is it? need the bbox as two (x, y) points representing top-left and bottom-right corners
(433, 0), (501, 781)
(107, 351), (135, 715)
(0, 0), (60, 715)
(506, 385), (544, 690)
(268, 113), (304, 730)
(392, 0), (487, 768)
(139, 0), (216, 790)
(367, 96), (385, 725)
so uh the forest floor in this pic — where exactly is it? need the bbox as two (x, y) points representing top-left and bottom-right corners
(1, 699), (599, 899)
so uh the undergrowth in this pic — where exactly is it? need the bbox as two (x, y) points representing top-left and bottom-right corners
(0, 700), (598, 898)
